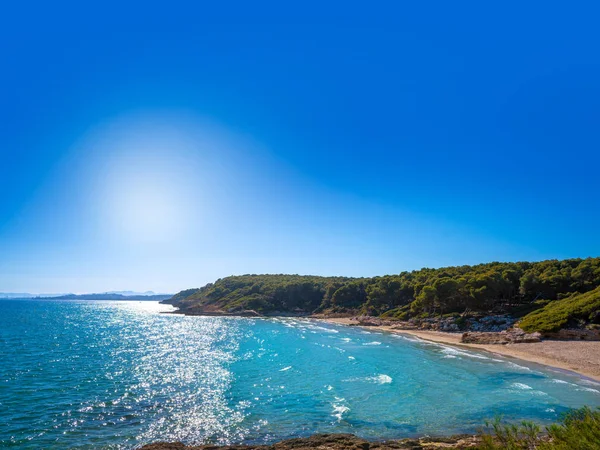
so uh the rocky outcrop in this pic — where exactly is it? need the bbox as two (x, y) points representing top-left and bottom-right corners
(140, 433), (480, 449)
(461, 328), (541, 345)
(352, 316), (393, 327)
(542, 328), (600, 341)
(383, 315), (516, 333)
(344, 315), (518, 333)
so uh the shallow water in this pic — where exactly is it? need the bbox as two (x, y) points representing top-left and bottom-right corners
(1, 300), (599, 449)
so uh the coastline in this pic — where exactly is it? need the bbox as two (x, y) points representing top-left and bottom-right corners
(317, 317), (600, 383)
(164, 309), (600, 382)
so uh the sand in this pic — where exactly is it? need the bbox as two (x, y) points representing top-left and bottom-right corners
(318, 317), (600, 382)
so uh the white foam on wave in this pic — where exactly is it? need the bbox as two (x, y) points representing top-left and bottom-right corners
(511, 382), (533, 390)
(552, 377), (600, 393)
(340, 337), (352, 342)
(370, 374), (392, 384)
(332, 397), (350, 422)
(443, 355), (457, 359)
(392, 334), (421, 343)
(506, 362), (532, 371)
(343, 374), (392, 384)
(440, 345), (490, 360)
(579, 378), (600, 388)
(577, 387), (600, 394)
(357, 374), (392, 384)
(279, 366), (292, 372)
(306, 324), (339, 333)
(362, 341), (382, 346)
(348, 356), (355, 360)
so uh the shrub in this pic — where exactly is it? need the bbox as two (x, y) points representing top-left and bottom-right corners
(478, 407), (600, 450)
(519, 287), (600, 333)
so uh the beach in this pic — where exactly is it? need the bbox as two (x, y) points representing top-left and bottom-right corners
(318, 318), (600, 382)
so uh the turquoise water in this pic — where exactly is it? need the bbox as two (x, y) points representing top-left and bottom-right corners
(1, 301), (599, 449)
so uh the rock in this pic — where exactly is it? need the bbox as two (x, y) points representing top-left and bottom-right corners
(461, 332), (511, 344)
(543, 329), (600, 341)
(400, 315), (516, 334)
(390, 322), (419, 330)
(461, 328), (541, 344)
(139, 433), (481, 449)
(355, 316), (392, 327)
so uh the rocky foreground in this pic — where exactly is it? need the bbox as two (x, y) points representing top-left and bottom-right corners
(140, 433), (480, 450)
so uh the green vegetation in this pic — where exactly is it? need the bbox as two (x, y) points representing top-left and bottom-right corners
(477, 407), (600, 449)
(519, 287), (600, 333)
(167, 258), (600, 330)
(165, 275), (354, 314)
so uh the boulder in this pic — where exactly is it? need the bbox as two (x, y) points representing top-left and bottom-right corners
(543, 329), (600, 341)
(461, 328), (541, 344)
(355, 316), (391, 327)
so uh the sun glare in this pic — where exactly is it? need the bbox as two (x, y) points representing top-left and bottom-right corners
(84, 113), (218, 245)
(109, 177), (186, 243)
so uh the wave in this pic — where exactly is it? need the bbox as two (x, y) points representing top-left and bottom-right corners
(439, 345), (490, 360)
(370, 374), (392, 384)
(577, 387), (600, 394)
(511, 382), (533, 390)
(506, 362), (533, 371)
(332, 397), (350, 422)
(362, 341), (382, 346)
(392, 334), (422, 343)
(344, 374), (392, 384)
(305, 324), (339, 334)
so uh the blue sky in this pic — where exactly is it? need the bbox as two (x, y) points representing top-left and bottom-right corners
(1, 1), (599, 293)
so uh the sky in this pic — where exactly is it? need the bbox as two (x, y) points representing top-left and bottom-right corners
(1, 1), (599, 294)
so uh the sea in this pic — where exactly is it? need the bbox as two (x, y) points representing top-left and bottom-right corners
(1, 300), (599, 449)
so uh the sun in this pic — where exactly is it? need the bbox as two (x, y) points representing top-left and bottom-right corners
(110, 177), (185, 243)
(80, 111), (243, 245)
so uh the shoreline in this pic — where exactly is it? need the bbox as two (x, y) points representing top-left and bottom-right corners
(163, 309), (600, 383)
(140, 433), (481, 449)
(316, 317), (600, 383)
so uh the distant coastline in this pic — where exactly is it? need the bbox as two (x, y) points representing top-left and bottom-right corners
(3, 293), (172, 301)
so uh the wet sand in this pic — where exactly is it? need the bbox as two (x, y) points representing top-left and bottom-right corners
(318, 318), (600, 382)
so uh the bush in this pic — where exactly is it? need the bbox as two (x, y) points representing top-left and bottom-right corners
(478, 407), (600, 450)
(519, 287), (600, 333)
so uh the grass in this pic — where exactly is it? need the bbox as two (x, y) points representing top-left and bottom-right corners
(477, 407), (600, 449)
(519, 287), (600, 333)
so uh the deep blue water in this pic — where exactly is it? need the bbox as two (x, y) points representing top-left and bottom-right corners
(1, 300), (599, 449)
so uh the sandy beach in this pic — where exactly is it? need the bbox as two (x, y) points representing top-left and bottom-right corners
(318, 318), (600, 382)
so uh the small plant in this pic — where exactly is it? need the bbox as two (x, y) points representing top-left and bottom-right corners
(477, 407), (600, 450)
(540, 407), (600, 450)
(478, 417), (541, 449)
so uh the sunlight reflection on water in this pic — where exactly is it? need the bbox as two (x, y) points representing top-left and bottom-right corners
(1, 300), (599, 449)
